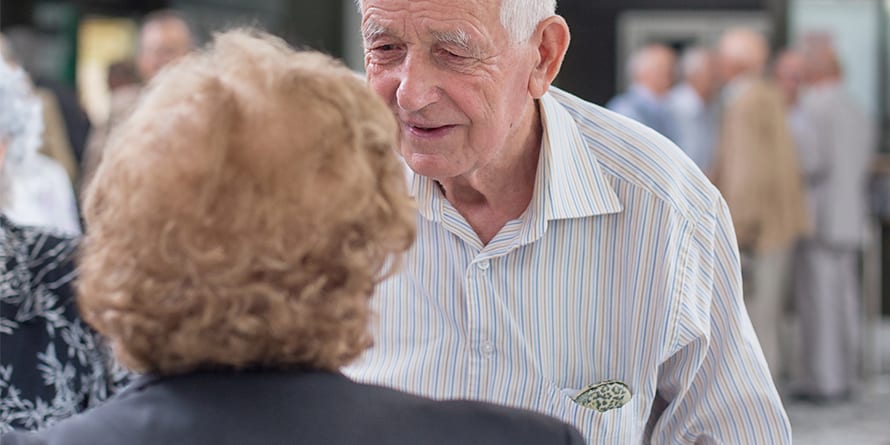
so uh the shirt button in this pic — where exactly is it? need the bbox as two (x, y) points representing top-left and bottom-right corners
(477, 260), (490, 270)
(481, 341), (495, 355)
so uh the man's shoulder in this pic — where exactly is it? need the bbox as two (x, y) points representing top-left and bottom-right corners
(549, 87), (720, 221)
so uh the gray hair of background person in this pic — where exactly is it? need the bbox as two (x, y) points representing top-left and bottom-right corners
(354, 0), (555, 42)
(800, 40), (843, 80)
(719, 28), (769, 75)
(0, 57), (43, 206)
(679, 46), (711, 80)
(624, 44), (676, 89)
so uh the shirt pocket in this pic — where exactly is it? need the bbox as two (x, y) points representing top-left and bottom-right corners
(547, 383), (639, 442)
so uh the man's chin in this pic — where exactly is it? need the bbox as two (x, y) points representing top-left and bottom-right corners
(402, 152), (457, 180)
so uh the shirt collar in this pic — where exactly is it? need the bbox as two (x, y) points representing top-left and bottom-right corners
(407, 163), (441, 223)
(538, 89), (623, 221)
(408, 89), (623, 233)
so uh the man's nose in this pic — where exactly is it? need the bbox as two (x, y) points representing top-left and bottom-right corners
(395, 53), (440, 113)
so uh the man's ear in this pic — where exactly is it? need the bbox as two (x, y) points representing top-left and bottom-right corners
(528, 16), (570, 99)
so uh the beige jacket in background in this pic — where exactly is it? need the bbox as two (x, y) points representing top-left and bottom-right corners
(711, 77), (811, 252)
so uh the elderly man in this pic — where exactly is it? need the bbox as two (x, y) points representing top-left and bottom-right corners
(710, 29), (810, 383)
(81, 9), (195, 192)
(1, 29), (585, 445)
(792, 42), (874, 403)
(345, 1), (791, 443)
(668, 46), (720, 173)
(607, 44), (678, 141)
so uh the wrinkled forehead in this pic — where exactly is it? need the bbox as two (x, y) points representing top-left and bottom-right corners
(360, 0), (503, 43)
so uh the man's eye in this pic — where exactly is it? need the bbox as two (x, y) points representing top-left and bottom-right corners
(367, 44), (403, 63)
(437, 48), (471, 62)
(374, 44), (398, 52)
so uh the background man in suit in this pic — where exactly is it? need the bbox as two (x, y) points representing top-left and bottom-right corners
(1, 29), (584, 445)
(793, 39), (875, 402)
(711, 28), (810, 382)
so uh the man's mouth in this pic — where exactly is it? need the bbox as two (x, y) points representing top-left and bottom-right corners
(404, 123), (454, 137)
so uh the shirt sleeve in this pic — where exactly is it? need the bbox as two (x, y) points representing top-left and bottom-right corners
(648, 196), (792, 444)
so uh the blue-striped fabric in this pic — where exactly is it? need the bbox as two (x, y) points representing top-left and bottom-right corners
(344, 87), (791, 444)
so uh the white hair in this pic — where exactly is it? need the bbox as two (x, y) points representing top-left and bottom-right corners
(355, 0), (556, 43)
(0, 57), (42, 206)
(626, 44), (673, 82)
(719, 28), (768, 74)
(679, 46), (711, 79)
(500, 0), (557, 42)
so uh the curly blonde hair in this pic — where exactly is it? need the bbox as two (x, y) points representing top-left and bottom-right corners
(79, 29), (415, 374)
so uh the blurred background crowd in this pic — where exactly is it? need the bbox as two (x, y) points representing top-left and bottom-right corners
(1, 0), (889, 442)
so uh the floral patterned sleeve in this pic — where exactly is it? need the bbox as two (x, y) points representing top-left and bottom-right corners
(1, 216), (130, 432)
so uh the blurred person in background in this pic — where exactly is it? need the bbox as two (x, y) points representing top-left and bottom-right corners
(106, 59), (141, 93)
(791, 39), (875, 403)
(711, 28), (810, 382)
(0, 50), (80, 235)
(774, 49), (805, 109)
(0, 32), (83, 188)
(134, 9), (195, 83)
(0, 53), (122, 434)
(2, 29), (585, 445)
(81, 9), (195, 193)
(607, 43), (678, 142)
(773, 49), (815, 162)
(345, 0), (791, 442)
(668, 46), (721, 173)
(772, 47), (813, 387)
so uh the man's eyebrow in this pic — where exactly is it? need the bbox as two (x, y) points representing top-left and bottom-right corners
(361, 22), (482, 57)
(431, 29), (477, 54)
(362, 20), (388, 42)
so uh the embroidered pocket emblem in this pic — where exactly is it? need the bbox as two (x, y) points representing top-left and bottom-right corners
(572, 380), (632, 412)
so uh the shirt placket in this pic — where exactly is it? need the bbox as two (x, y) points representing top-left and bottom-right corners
(464, 253), (498, 398)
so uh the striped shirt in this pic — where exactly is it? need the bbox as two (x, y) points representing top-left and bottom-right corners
(345, 87), (791, 444)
